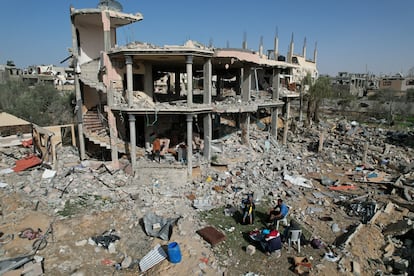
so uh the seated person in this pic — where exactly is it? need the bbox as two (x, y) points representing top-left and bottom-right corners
(151, 137), (170, 162)
(152, 137), (161, 162)
(282, 219), (301, 242)
(260, 226), (282, 256)
(268, 198), (289, 226)
(242, 194), (255, 225)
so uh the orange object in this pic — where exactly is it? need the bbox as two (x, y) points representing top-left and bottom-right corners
(21, 139), (33, 148)
(13, 154), (42, 172)
(329, 184), (357, 191)
(101, 259), (115, 266)
(199, 257), (209, 264)
(152, 138), (161, 152)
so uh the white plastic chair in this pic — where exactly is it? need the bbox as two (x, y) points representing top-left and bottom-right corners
(288, 229), (302, 253)
(276, 215), (288, 230)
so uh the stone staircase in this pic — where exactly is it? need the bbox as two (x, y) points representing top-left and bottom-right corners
(83, 108), (111, 150)
(83, 109), (145, 156)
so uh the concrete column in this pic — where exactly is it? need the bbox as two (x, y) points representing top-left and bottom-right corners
(271, 71), (280, 138)
(216, 75), (221, 98)
(144, 63), (153, 99)
(102, 11), (111, 51)
(274, 35), (279, 60)
(174, 71), (181, 99)
(125, 56), (133, 107)
(242, 65), (251, 101)
(106, 107), (119, 168)
(241, 113), (250, 145)
(203, 58), (212, 161)
(282, 98), (290, 145)
(203, 114), (212, 160)
(74, 72), (86, 160)
(186, 114), (193, 178)
(71, 16), (85, 160)
(271, 107), (279, 141)
(241, 65), (251, 145)
(203, 58), (212, 104)
(128, 114), (136, 171)
(186, 55), (193, 106)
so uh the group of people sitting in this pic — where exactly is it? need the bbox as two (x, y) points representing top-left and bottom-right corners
(241, 195), (292, 256)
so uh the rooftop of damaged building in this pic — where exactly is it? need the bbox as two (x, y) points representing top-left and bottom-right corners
(70, 0), (143, 28)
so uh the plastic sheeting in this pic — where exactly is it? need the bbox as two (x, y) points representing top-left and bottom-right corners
(143, 212), (180, 241)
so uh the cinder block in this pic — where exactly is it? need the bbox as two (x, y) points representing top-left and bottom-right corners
(352, 261), (361, 276)
(246, 244), (256, 256)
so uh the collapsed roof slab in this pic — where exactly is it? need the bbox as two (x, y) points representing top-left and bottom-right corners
(70, 8), (143, 28)
(213, 48), (300, 70)
(108, 50), (213, 73)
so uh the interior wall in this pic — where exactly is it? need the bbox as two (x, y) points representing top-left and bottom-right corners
(77, 24), (104, 65)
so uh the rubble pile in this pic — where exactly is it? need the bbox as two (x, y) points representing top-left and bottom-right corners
(0, 117), (413, 275)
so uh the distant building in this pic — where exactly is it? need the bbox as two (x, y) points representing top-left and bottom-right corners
(0, 64), (23, 84)
(22, 65), (74, 90)
(288, 36), (319, 90)
(332, 72), (379, 97)
(379, 74), (414, 92)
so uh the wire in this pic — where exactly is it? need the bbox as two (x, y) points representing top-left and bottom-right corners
(145, 109), (158, 126)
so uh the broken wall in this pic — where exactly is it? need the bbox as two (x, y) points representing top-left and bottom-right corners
(0, 125), (32, 137)
(77, 24), (105, 65)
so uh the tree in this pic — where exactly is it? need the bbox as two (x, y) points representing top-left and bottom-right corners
(406, 88), (414, 102)
(299, 73), (312, 121)
(306, 76), (332, 124)
(0, 81), (74, 126)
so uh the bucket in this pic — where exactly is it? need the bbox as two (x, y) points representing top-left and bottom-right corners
(167, 242), (182, 264)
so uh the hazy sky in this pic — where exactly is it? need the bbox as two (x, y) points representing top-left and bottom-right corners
(1, 0), (413, 76)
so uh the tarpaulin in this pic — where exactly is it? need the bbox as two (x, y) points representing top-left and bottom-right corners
(143, 213), (180, 241)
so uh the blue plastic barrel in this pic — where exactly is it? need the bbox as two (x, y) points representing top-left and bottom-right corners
(168, 242), (182, 263)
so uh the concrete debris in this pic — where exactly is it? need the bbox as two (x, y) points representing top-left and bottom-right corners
(0, 117), (413, 274)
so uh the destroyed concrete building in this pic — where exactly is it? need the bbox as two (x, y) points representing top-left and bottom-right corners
(21, 65), (75, 91)
(70, 1), (318, 176)
(5, 2), (413, 275)
(332, 72), (376, 97)
(379, 74), (414, 92)
(0, 64), (22, 84)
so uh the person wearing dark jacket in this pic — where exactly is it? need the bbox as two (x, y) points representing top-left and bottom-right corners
(260, 226), (282, 256)
(242, 195), (255, 224)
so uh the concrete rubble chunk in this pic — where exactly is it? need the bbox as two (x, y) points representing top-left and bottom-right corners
(352, 261), (361, 276)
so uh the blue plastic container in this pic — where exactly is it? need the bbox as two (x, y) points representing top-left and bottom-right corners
(168, 242), (182, 263)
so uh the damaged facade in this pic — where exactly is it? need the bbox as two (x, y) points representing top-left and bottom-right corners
(70, 2), (318, 175)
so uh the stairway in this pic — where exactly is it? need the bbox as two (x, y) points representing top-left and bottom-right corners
(83, 109), (108, 136)
(82, 109), (144, 156)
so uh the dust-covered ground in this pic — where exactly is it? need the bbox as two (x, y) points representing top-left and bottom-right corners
(0, 118), (413, 276)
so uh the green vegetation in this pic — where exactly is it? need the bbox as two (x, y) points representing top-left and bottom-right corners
(57, 194), (112, 217)
(306, 76), (332, 124)
(57, 197), (88, 217)
(406, 88), (414, 102)
(0, 81), (75, 126)
(198, 198), (281, 270)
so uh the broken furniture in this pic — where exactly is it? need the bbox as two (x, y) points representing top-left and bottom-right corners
(288, 229), (302, 253)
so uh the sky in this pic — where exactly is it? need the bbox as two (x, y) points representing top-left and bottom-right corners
(1, 0), (413, 76)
